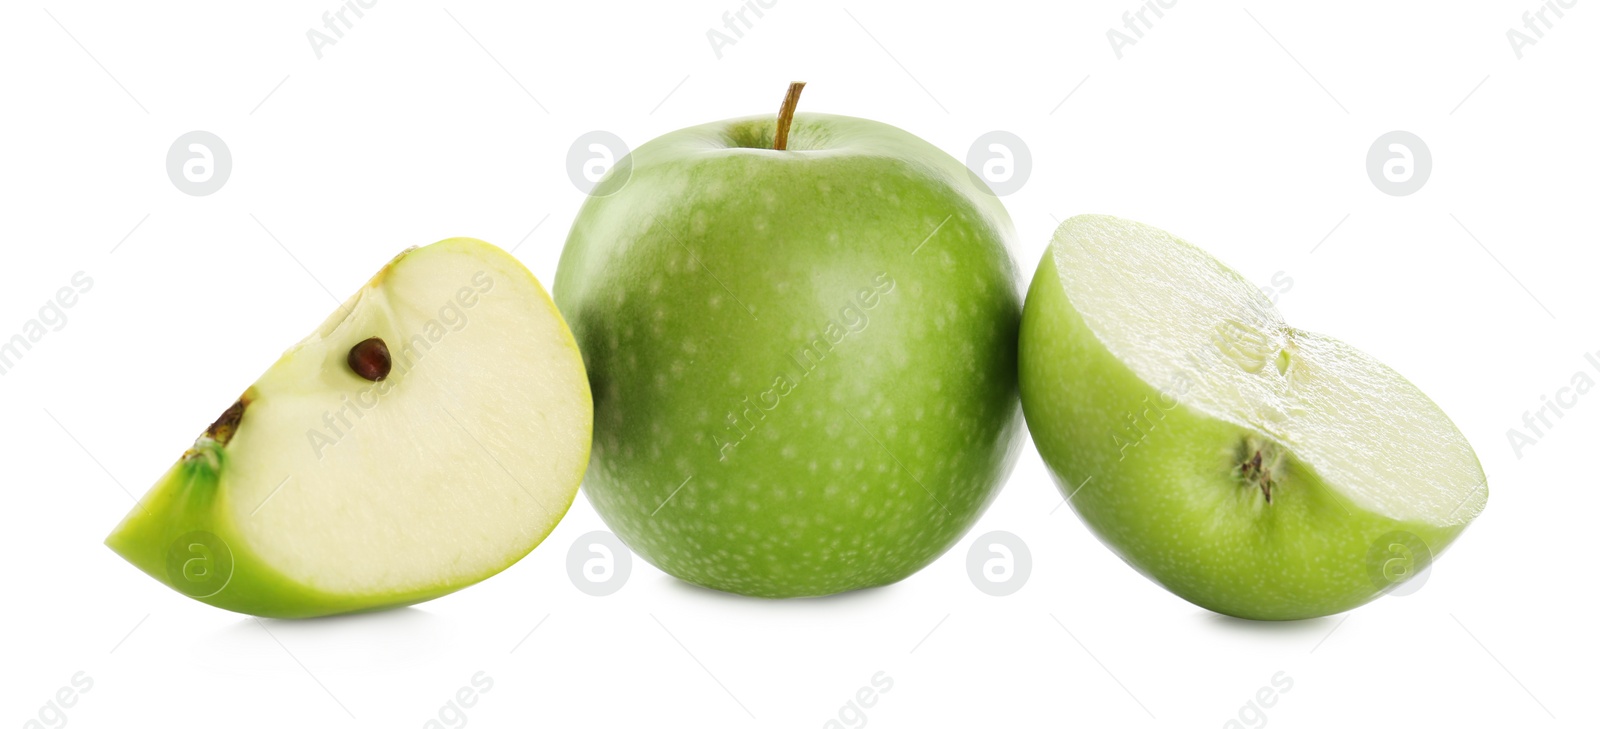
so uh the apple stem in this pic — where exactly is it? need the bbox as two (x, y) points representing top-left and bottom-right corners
(773, 81), (806, 151)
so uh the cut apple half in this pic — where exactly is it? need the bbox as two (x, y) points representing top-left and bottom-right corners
(1020, 214), (1486, 619)
(106, 239), (591, 618)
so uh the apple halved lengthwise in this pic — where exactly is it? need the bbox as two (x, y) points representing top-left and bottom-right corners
(106, 239), (591, 618)
(1020, 215), (1487, 620)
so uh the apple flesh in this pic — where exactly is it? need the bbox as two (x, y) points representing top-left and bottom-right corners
(555, 111), (1025, 598)
(106, 239), (591, 618)
(1020, 215), (1487, 620)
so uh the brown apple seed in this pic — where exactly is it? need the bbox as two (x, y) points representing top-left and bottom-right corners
(347, 337), (392, 381)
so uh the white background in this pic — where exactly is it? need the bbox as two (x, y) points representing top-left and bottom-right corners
(1, 1), (1593, 727)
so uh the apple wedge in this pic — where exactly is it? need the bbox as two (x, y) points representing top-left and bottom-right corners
(1020, 215), (1487, 620)
(106, 239), (591, 618)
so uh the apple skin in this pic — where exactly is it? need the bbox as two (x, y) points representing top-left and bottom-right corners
(555, 112), (1024, 598)
(1019, 250), (1471, 620)
(104, 443), (461, 618)
(107, 437), (578, 619)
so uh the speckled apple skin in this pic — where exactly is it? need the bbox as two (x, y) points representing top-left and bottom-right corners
(554, 113), (1024, 597)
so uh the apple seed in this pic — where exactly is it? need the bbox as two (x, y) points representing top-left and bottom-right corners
(348, 337), (392, 381)
(203, 398), (247, 446)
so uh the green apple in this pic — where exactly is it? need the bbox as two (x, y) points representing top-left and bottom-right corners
(106, 239), (591, 618)
(1020, 215), (1488, 620)
(554, 86), (1024, 597)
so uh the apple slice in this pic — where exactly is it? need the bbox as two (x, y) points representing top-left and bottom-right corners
(106, 239), (591, 618)
(1020, 215), (1487, 620)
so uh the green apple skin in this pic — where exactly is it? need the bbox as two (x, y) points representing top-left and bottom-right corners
(105, 443), (468, 619)
(1019, 255), (1469, 620)
(555, 112), (1024, 598)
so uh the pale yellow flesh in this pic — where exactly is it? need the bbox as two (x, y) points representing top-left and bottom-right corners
(220, 239), (591, 596)
(1053, 215), (1484, 526)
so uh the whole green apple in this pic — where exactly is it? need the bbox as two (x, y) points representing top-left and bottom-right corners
(1020, 215), (1488, 620)
(107, 240), (592, 617)
(555, 87), (1024, 597)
